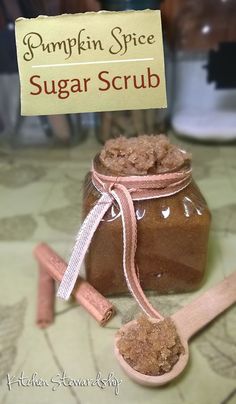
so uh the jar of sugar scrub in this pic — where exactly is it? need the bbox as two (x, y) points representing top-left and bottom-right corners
(171, 0), (236, 142)
(95, 0), (169, 144)
(83, 135), (211, 295)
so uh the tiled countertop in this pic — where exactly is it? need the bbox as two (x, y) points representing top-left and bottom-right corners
(0, 135), (235, 404)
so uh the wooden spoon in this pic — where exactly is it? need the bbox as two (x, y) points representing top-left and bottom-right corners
(114, 271), (236, 386)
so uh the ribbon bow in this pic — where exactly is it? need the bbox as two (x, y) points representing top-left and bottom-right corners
(57, 161), (192, 319)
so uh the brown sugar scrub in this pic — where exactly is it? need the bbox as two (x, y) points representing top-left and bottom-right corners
(99, 134), (191, 175)
(83, 134), (211, 295)
(117, 315), (184, 376)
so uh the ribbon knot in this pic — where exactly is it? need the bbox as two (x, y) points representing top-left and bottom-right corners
(57, 161), (192, 319)
(108, 182), (116, 193)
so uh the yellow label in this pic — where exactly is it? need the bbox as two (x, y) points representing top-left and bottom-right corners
(15, 10), (167, 115)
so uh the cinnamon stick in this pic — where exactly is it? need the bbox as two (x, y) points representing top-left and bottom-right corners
(36, 266), (55, 328)
(34, 243), (115, 326)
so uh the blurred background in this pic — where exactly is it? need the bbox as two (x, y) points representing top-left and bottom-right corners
(0, 2), (236, 404)
(0, 0), (235, 147)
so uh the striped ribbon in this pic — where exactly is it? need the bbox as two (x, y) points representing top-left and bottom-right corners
(57, 161), (192, 320)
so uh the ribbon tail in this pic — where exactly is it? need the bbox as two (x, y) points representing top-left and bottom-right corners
(112, 185), (163, 320)
(57, 192), (113, 300)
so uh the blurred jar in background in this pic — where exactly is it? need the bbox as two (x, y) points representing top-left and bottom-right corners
(170, 0), (236, 142)
(96, 0), (169, 144)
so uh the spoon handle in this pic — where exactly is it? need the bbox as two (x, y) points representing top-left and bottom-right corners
(172, 271), (236, 341)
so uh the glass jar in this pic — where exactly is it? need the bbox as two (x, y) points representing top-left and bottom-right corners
(171, 0), (236, 141)
(83, 137), (211, 295)
(96, 0), (168, 143)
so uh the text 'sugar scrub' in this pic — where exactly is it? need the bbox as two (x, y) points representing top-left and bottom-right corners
(29, 68), (160, 99)
(15, 10), (167, 115)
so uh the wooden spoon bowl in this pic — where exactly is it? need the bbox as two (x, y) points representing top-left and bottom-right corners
(114, 271), (236, 386)
(114, 319), (189, 386)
